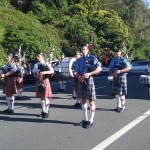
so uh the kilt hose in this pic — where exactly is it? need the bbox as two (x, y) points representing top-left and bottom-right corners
(3, 76), (17, 96)
(77, 76), (96, 101)
(36, 78), (52, 99)
(112, 75), (127, 95)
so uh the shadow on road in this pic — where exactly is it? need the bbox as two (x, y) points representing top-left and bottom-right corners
(0, 115), (75, 125)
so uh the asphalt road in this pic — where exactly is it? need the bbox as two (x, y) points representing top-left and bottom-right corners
(0, 75), (150, 150)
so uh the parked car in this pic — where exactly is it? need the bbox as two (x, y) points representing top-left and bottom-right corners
(129, 60), (149, 74)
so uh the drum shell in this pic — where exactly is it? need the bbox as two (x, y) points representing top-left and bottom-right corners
(57, 58), (76, 78)
(139, 75), (150, 85)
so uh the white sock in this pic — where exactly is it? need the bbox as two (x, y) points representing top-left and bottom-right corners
(41, 100), (46, 112)
(89, 105), (96, 123)
(121, 95), (125, 108)
(59, 81), (63, 89)
(18, 88), (23, 97)
(76, 98), (80, 103)
(116, 95), (121, 108)
(81, 103), (88, 121)
(73, 90), (76, 97)
(63, 81), (66, 90)
(10, 96), (15, 110)
(6, 97), (11, 110)
(45, 99), (50, 113)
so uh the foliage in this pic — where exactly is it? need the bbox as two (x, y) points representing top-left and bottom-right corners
(0, 0), (150, 66)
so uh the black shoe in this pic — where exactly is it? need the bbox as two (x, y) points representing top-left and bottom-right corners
(113, 107), (119, 111)
(72, 96), (76, 99)
(72, 103), (81, 108)
(84, 121), (93, 129)
(3, 109), (14, 114)
(41, 110), (49, 118)
(75, 120), (87, 126)
(44, 112), (49, 118)
(58, 89), (65, 92)
(41, 110), (44, 118)
(116, 107), (124, 113)
(82, 121), (89, 128)
(61, 89), (65, 92)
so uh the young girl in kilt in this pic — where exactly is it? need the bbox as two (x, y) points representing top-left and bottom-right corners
(0, 53), (18, 113)
(33, 52), (54, 118)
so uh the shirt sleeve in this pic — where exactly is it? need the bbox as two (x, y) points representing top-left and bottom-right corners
(32, 63), (39, 74)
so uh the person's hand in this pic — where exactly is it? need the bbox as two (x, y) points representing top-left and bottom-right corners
(116, 70), (122, 74)
(83, 73), (90, 79)
(0, 74), (5, 78)
(112, 72), (117, 77)
(78, 76), (84, 82)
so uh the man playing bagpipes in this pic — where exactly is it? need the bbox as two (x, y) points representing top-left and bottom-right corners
(109, 48), (132, 113)
(0, 53), (18, 113)
(74, 43), (102, 128)
(33, 52), (54, 118)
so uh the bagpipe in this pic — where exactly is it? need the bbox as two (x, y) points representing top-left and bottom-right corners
(84, 56), (97, 74)
(38, 63), (51, 79)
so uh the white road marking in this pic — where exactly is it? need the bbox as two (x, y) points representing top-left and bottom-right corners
(92, 110), (150, 150)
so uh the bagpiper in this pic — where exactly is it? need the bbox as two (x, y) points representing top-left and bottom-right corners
(32, 52), (54, 118)
(0, 53), (18, 113)
(109, 48), (132, 113)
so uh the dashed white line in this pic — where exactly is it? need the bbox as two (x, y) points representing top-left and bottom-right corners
(92, 110), (150, 150)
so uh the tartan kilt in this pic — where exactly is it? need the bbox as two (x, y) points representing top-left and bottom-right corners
(77, 76), (96, 101)
(72, 77), (78, 90)
(36, 78), (52, 99)
(3, 76), (18, 96)
(112, 76), (127, 95)
(16, 77), (24, 89)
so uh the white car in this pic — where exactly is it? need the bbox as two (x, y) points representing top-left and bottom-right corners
(129, 60), (149, 74)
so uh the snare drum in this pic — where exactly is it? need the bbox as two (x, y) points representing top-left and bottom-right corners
(56, 57), (76, 78)
(139, 75), (150, 84)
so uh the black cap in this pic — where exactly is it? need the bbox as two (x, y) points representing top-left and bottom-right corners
(114, 48), (121, 52)
(37, 51), (44, 56)
(81, 41), (89, 47)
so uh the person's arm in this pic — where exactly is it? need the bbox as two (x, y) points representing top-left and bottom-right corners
(116, 66), (132, 74)
(40, 67), (54, 75)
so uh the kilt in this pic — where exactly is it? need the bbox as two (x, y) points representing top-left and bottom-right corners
(36, 78), (52, 99)
(16, 77), (24, 89)
(3, 77), (18, 96)
(77, 76), (96, 101)
(112, 75), (127, 95)
(72, 77), (78, 90)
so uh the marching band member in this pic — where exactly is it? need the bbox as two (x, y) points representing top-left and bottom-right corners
(58, 53), (66, 92)
(71, 51), (81, 108)
(0, 53), (17, 113)
(74, 43), (102, 128)
(15, 56), (25, 100)
(33, 52), (54, 118)
(109, 48), (132, 113)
